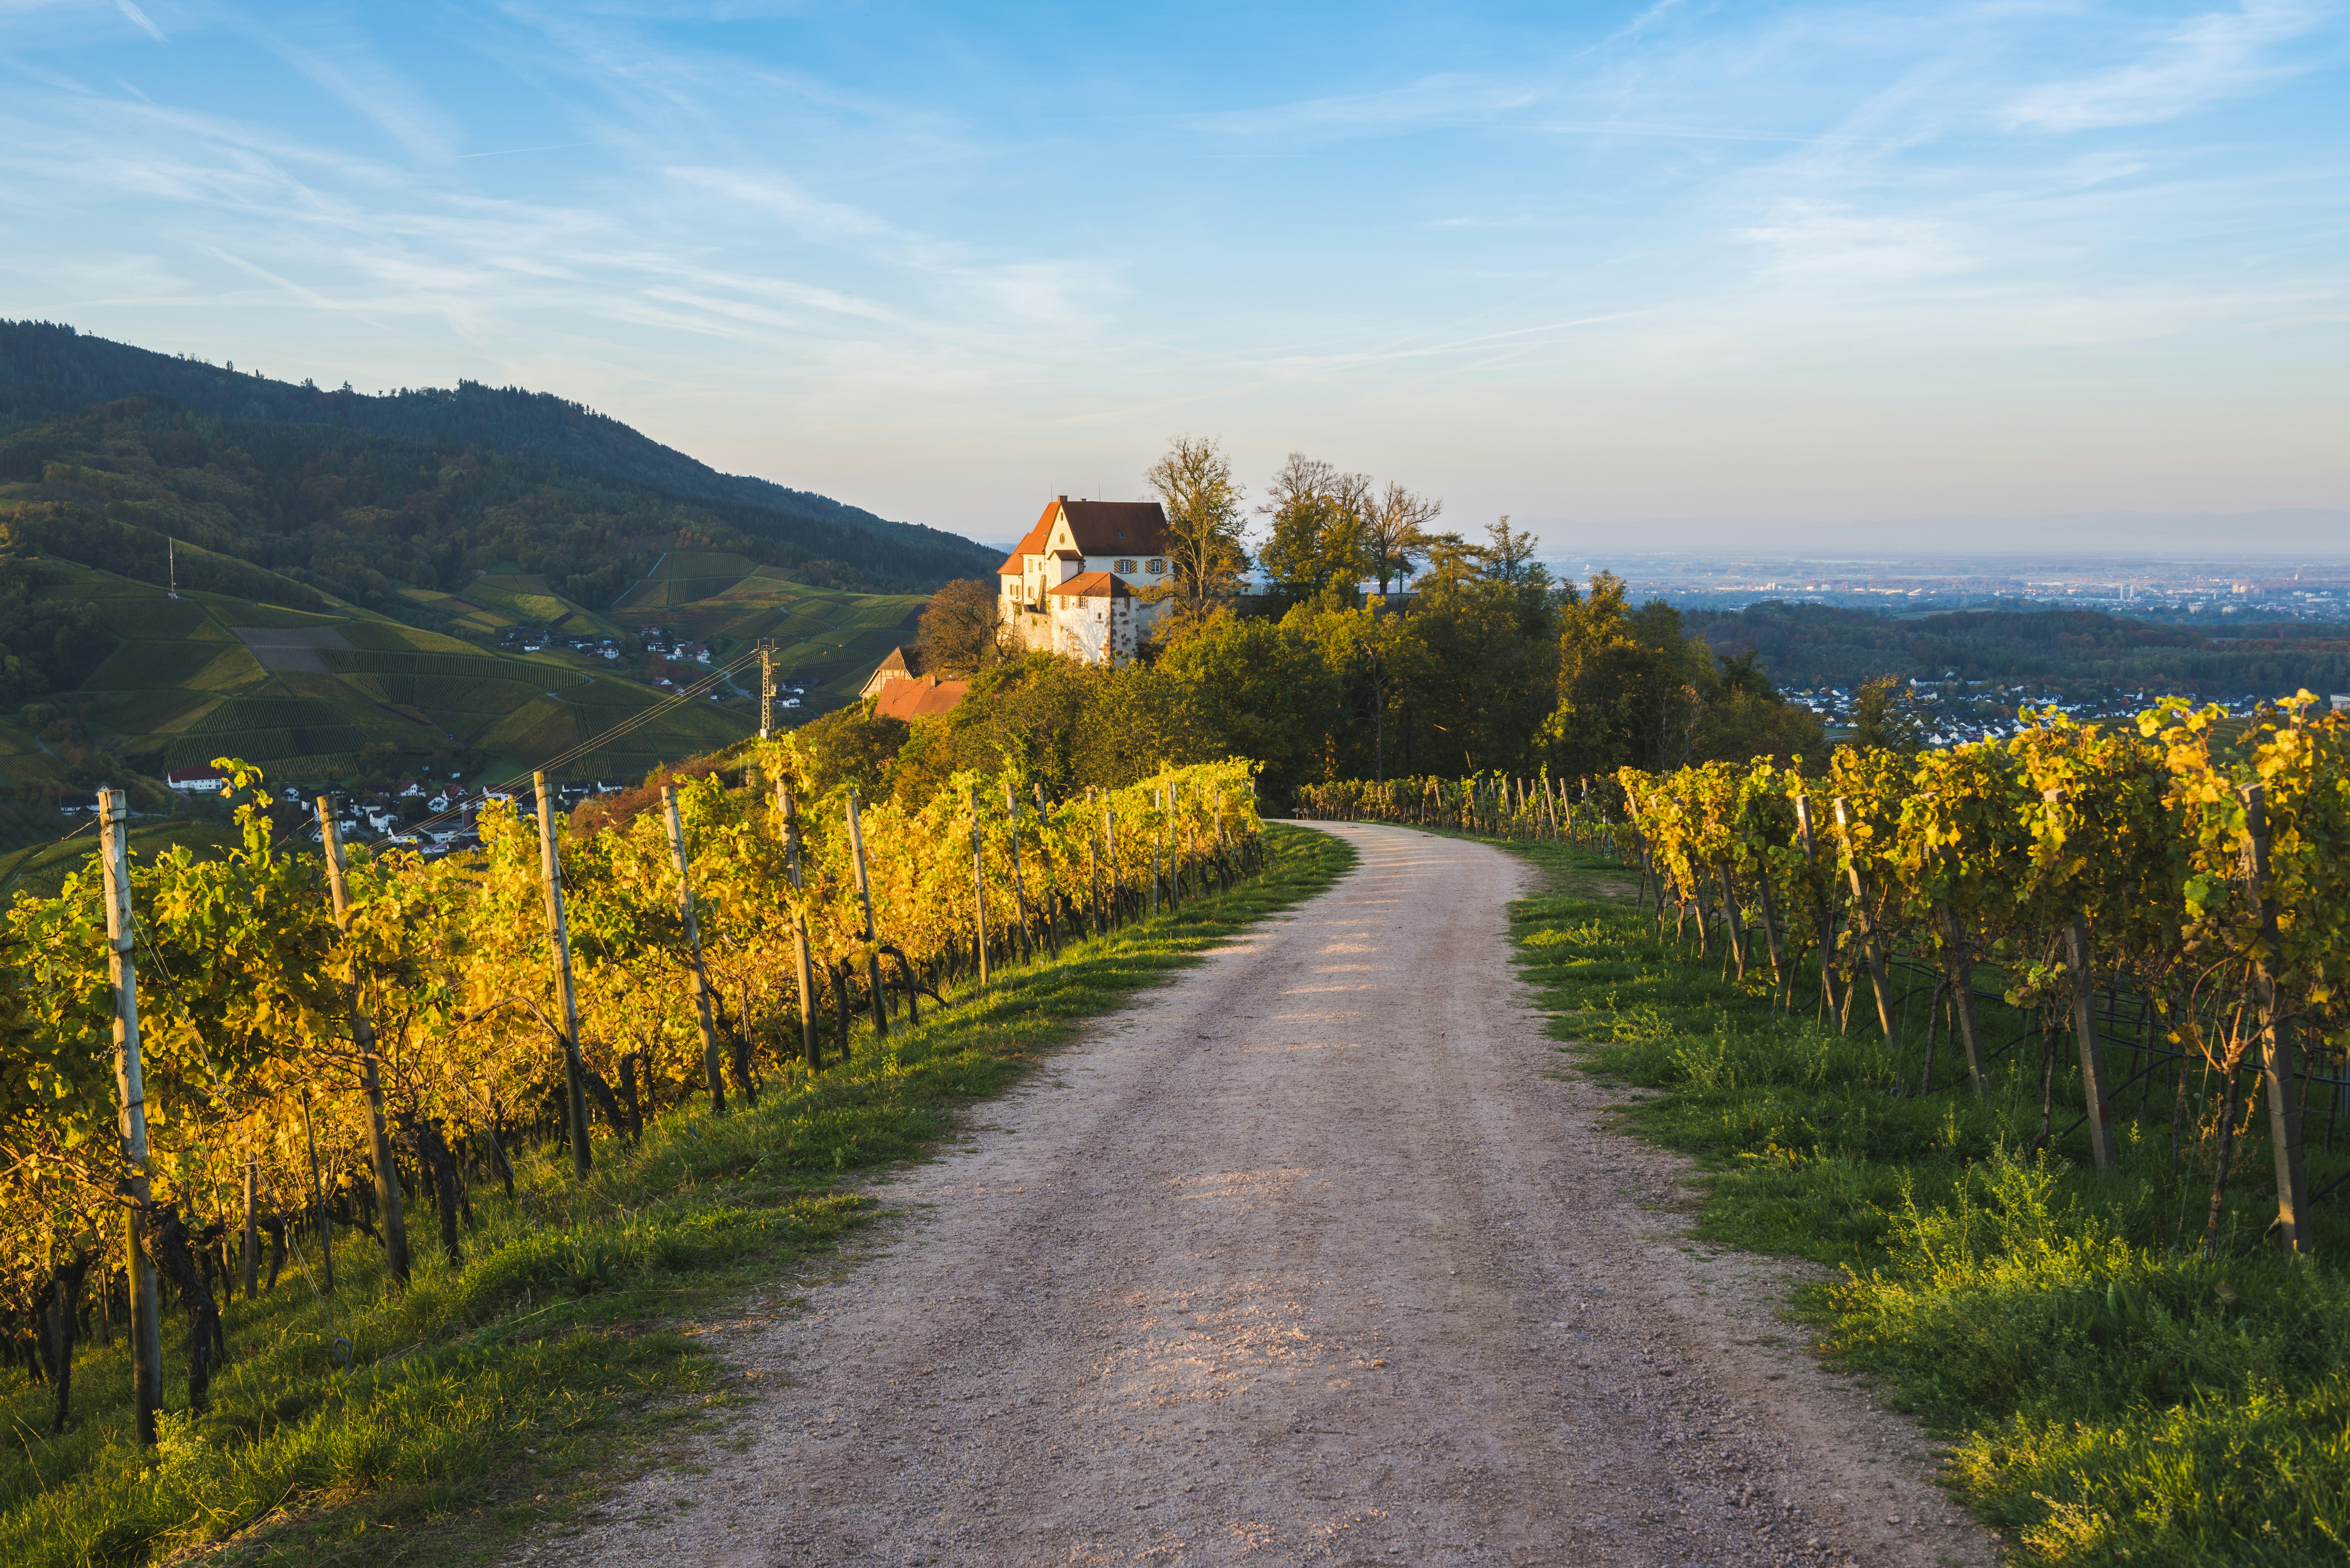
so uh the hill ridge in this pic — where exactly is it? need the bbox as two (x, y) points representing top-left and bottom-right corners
(0, 318), (986, 566)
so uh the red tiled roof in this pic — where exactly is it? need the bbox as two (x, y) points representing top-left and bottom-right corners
(995, 514), (1052, 575)
(873, 675), (970, 722)
(1058, 500), (1169, 555)
(1046, 571), (1131, 598)
(997, 497), (1171, 571)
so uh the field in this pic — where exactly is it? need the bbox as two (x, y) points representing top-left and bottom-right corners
(614, 549), (931, 712)
(7, 562), (752, 791)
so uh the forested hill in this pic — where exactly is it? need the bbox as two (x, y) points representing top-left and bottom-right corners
(0, 396), (976, 628)
(1690, 600), (2350, 697)
(0, 318), (993, 576)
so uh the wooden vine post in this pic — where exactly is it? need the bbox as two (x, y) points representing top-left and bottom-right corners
(1087, 787), (1103, 936)
(241, 1127), (260, 1299)
(1005, 782), (1032, 959)
(2242, 783), (2313, 1255)
(315, 798), (414, 1277)
(530, 773), (593, 1178)
(1035, 783), (1061, 957)
(299, 1084), (332, 1292)
(2042, 789), (2118, 1172)
(98, 789), (163, 1446)
(968, 784), (990, 985)
(1830, 797), (1899, 1045)
(846, 788), (888, 1041)
(662, 784), (727, 1113)
(1168, 782), (1184, 907)
(1935, 906), (1990, 1095)
(1753, 870), (1789, 1006)
(2064, 913), (2118, 1170)
(1103, 802), (1118, 928)
(779, 782), (820, 1068)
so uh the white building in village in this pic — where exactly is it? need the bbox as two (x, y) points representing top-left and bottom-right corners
(997, 496), (1171, 665)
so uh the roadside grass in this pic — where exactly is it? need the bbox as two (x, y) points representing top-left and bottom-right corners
(1494, 837), (2350, 1567)
(0, 822), (1354, 1568)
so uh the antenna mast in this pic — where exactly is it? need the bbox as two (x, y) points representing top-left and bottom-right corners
(167, 539), (178, 600)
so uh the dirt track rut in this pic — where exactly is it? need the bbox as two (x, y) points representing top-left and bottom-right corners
(531, 822), (1994, 1567)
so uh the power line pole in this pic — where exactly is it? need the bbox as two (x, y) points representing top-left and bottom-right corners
(758, 639), (777, 738)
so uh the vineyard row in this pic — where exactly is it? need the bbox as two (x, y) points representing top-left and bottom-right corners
(2, 745), (1265, 1444)
(1296, 693), (2350, 1267)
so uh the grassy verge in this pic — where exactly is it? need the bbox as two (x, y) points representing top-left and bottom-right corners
(1490, 835), (2350, 1567)
(0, 823), (1355, 1568)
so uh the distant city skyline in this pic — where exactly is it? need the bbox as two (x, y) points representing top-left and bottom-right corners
(3, 1), (2345, 547)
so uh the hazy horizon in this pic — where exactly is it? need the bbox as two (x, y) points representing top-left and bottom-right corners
(4, 1), (2345, 548)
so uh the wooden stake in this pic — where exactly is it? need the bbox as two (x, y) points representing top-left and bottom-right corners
(315, 798), (415, 1274)
(241, 1129), (259, 1299)
(847, 788), (887, 1041)
(2243, 783), (2312, 1255)
(1005, 782), (1032, 959)
(663, 784), (727, 1113)
(1937, 904), (1990, 1095)
(1087, 788), (1102, 936)
(1035, 783), (1061, 957)
(1831, 797), (1899, 1045)
(780, 782), (819, 1067)
(968, 785), (990, 984)
(529, 774), (592, 1177)
(98, 789), (163, 1446)
(300, 1084), (332, 1293)
(1755, 873), (1788, 1005)
(2037, 788), (2117, 1173)
(1103, 803), (1118, 929)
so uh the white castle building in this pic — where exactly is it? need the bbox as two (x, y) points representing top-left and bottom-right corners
(997, 496), (1171, 664)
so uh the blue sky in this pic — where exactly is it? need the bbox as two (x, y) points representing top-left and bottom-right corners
(3, 1), (2345, 550)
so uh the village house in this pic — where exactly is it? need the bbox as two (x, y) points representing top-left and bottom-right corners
(860, 644), (971, 721)
(166, 765), (231, 794)
(997, 496), (1170, 664)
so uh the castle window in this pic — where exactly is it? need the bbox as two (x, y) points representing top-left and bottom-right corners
(1146, 558), (1165, 573)
(1115, 558), (1136, 573)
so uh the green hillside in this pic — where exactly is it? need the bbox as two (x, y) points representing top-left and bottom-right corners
(0, 395), (992, 633)
(1, 318), (999, 580)
(0, 561), (750, 795)
(617, 549), (929, 711)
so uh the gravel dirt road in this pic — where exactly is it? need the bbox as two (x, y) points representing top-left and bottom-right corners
(533, 823), (1995, 1568)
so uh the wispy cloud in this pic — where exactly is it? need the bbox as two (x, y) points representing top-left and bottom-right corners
(2, 0), (2342, 531)
(116, 0), (165, 44)
(1187, 73), (1540, 140)
(243, 19), (461, 163)
(2002, 0), (2327, 131)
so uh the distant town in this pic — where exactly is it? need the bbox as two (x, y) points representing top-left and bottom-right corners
(1588, 553), (2350, 626)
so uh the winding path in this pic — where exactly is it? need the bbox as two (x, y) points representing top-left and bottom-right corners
(534, 823), (1993, 1568)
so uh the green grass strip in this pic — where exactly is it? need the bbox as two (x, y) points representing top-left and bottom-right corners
(1495, 835), (2350, 1568)
(0, 823), (1355, 1568)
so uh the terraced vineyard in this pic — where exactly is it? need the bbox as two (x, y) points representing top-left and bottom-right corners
(3, 561), (749, 790)
(615, 548), (930, 711)
(396, 568), (623, 639)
